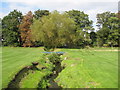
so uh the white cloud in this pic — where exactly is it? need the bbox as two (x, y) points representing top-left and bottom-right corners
(8, 3), (35, 14)
(84, 2), (118, 30)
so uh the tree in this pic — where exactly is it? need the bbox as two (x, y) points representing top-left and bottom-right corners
(117, 11), (120, 47)
(33, 10), (50, 46)
(96, 12), (119, 47)
(0, 18), (2, 46)
(19, 11), (33, 47)
(66, 10), (93, 30)
(90, 31), (97, 46)
(31, 11), (76, 50)
(66, 10), (94, 47)
(34, 9), (49, 19)
(107, 16), (119, 47)
(96, 12), (116, 29)
(97, 27), (110, 46)
(2, 10), (22, 46)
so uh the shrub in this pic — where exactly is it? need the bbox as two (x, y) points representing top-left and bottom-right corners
(103, 44), (109, 47)
(44, 46), (54, 52)
(47, 53), (62, 64)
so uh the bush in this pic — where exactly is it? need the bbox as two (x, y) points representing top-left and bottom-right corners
(38, 78), (50, 88)
(103, 44), (109, 47)
(47, 53), (62, 64)
(85, 46), (91, 49)
(44, 46), (54, 51)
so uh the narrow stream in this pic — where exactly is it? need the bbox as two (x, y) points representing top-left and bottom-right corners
(5, 66), (31, 89)
(48, 61), (63, 88)
(4, 53), (64, 89)
(4, 66), (37, 89)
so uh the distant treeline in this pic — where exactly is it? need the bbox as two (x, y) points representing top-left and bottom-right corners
(1, 10), (120, 49)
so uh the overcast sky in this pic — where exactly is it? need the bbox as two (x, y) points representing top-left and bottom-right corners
(0, 0), (119, 30)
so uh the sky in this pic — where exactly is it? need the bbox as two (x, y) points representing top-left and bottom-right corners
(0, 0), (119, 30)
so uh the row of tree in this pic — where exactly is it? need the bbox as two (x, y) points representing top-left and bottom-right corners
(1, 9), (119, 50)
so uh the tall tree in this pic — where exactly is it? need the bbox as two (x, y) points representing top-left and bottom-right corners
(2, 10), (22, 46)
(34, 10), (49, 19)
(96, 12), (119, 47)
(0, 18), (2, 46)
(33, 10), (50, 46)
(66, 10), (94, 47)
(31, 11), (76, 50)
(107, 16), (119, 46)
(19, 11), (33, 47)
(96, 12), (116, 29)
(67, 10), (93, 31)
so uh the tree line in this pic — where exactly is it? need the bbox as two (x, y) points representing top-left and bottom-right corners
(1, 9), (119, 50)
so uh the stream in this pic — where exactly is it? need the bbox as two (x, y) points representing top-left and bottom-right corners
(5, 66), (31, 89)
(4, 53), (64, 89)
(48, 61), (63, 88)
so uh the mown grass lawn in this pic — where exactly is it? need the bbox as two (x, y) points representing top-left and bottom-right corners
(1, 47), (118, 88)
(2, 47), (44, 88)
(55, 48), (118, 88)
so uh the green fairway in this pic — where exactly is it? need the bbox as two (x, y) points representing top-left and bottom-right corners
(2, 47), (44, 88)
(55, 48), (118, 88)
(2, 47), (118, 88)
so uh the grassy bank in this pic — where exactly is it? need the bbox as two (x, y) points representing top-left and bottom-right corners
(55, 48), (118, 88)
(2, 47), (118, 88)
(2, 47), (43, 88)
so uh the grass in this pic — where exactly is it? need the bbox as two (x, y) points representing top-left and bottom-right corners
(2, 47), (44, 88)
(90, 47), (118, 50)
(20, 69), (51, 88)
(55, 48), (118, 88)
(20, 58), (54, 88)
(2, 47), (118, 88)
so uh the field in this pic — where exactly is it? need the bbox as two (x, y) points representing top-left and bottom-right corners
(1, 47), (118, 88)
(56, 48), (118, 88)
(2, 47), (44, 88)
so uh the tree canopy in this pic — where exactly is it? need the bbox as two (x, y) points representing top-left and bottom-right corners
(1, 9), (119, 48)
(2, 10), (22, 46)
(19, 11), (33, 47)
(67, 10), (94, 47)
(31, 11), (76, 50)
(34, 9), (50, 19)
(96, 11), (119, 47)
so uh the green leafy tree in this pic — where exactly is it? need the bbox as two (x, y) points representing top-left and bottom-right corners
(97, 27), (110, 46)
(2, 10), (22, 46)
(107, 16), (119, 46)
(0, 18), (2, 46)
(90, 31), (97, 46)
(96, 12), (119, 47)
(67, 10), (94, 47)
(31, 11), (76, 50)
(34, 9), (49, 19)
(33, 10), (50, 46)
